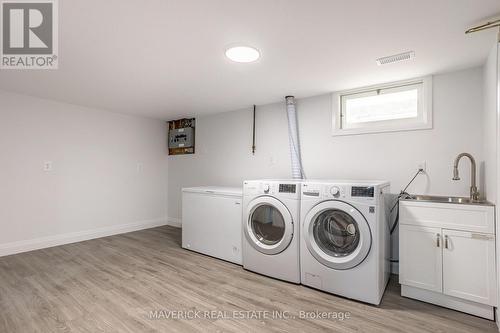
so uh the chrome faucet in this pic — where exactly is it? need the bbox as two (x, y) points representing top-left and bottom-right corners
(452, 153), (480, 201)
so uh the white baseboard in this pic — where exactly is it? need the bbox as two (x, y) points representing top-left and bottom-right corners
(0, 217), (168, 257)
(496, 308), (499, 331)
(402, 285), (494, 320)
(166, 217), (182, 228)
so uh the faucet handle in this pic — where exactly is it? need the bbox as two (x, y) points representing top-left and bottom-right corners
(471, 186), (480, 201)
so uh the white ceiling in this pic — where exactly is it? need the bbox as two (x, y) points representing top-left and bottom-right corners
(1, 0), (499, 119)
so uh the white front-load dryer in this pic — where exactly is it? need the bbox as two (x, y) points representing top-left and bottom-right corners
(242, 180), (301, 283)
(300, 180), (390, 305)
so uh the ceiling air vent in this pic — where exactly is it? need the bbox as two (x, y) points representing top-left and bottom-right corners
(376, 51), (415, 66)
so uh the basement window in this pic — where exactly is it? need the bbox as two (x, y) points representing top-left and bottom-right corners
(332, 77), (432, 136)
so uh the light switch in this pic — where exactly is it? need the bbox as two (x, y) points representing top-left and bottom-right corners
(43, 161), (53, 172)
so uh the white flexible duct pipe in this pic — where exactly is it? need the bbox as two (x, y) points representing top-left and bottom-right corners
(285, 96), (304, 179)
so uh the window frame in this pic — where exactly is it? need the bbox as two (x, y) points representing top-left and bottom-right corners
(332, 76), (433, 136)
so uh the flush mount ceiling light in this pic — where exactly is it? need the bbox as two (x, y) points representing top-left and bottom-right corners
(225, 45), (260, 63)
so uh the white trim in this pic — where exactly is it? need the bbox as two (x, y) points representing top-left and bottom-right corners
(0, 218), (168, 257)
(402, 285), (495, 320)
(495, 40), (500, 332)
(496, 308), (499, 331)
(167, 217), (182, 228)
(332, 76), (433, 136)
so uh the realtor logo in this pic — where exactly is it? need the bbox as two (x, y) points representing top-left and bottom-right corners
(1, 0), (58, 69)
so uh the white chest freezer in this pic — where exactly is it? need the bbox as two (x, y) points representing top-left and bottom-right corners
(181, 186), (243, 265)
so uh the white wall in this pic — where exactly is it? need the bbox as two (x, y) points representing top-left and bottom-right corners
(482, 40), (499, 325)
(0, 90), (169, 255)
(483, 44), (498, 204)
(168, 67), (485, 220)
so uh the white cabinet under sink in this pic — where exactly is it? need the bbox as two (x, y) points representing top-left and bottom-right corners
(399, 200), (496, 319)
(442, 229), (496, 305)
(400, 225), (442, 292)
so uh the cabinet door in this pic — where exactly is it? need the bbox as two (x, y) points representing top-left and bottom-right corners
(442, 229), (497, 306)
(399, 225), (442, 292)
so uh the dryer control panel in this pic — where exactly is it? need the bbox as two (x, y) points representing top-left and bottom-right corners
(279, 184), (296, 193)
(243, 181), (301, 199)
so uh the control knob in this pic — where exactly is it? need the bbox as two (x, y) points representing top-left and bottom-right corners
(330, 186), (340, 197)
(263, 184), (270, 193)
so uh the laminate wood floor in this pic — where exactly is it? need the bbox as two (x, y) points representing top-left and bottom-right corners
(0, 226), (497, 332)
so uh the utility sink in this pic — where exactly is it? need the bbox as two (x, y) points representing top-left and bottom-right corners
(402, 194), (493, 206)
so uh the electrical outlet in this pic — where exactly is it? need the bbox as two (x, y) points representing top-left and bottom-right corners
(417, 161), (426, 173)
(136, 163), (144, 173)
(43, 161), (53, 172)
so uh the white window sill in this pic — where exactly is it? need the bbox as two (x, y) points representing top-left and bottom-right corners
(331, 122), (433, 136)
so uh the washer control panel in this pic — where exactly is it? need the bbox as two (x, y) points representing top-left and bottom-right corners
(325, 185), (345, 199)
(329, 186), (341, 197)
(301, 182), (384, 202)
(351, 186), (375, 198)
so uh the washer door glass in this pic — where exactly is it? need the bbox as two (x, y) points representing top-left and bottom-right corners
(251, 205), (285, 245)
(313, 209), (360, 257)
(304, 200), (371, 270)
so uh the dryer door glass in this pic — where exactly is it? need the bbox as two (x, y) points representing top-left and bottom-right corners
(313, 209), (360, 257)
(250, 205), (285, 245)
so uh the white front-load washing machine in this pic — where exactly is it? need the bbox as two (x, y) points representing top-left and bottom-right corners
(300, 180), (390, 305)
(242, 180), (301, 283)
